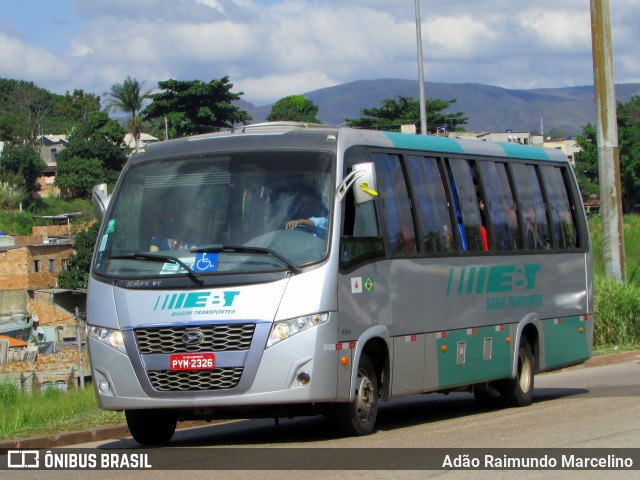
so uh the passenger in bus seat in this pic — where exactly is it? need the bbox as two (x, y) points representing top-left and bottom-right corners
(478, 200), (489, 251)
(397, 224), (416, 254)
(150, 209), (200, 252)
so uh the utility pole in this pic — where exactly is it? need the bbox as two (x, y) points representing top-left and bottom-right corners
(590, 0), (625, 282)
(415, 0), (428, 135)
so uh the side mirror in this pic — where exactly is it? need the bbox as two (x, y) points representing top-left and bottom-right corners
(337, 162), (378, 205)
(92, 183), (111, 220)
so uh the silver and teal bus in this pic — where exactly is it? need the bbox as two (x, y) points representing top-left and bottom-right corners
(87, 123), (593, 444)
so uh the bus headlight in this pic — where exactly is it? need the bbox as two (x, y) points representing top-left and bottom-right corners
(267, 313), (329, 348)
(86, 326), (127, 354)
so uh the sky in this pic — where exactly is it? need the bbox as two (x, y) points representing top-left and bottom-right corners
(1, 0), (639, 106)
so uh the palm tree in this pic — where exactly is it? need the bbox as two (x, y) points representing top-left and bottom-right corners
(104, 76), (153, 150)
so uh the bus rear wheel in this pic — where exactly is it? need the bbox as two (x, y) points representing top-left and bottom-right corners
(331, 353), (379, 436)
(125, 409), (177, 445)
(497, 337), (534, 407)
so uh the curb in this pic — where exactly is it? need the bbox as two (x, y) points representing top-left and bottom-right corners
(0, 425), (130, 450)
(1, 351), (638, 449)
(0, 420), (211, 450)
(568, 349), (640, 369)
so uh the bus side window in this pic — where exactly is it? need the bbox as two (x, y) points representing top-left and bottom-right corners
(540, 166), (578, 249)
(446, 159), (486, 252)
(511, 163), (551, 250)
(340, 150), (385, 270)
(371, 152), (417, 255)
(405, 155), (455, 253)
(479, 161), (522, 250)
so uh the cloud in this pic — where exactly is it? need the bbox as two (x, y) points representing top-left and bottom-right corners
(0, 33), (69, 84)
(237, 71), (335, 104)
(0, 0), (638, 106)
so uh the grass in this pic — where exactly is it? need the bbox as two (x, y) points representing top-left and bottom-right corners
(589, 214), (640, 279)
(0, 197), (93, 235)
(593, 274), (640, 346)
(0, 383), (124, 441)
(589, 215), (640, 349)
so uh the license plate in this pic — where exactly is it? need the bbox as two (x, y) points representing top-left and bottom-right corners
(169, 353), (215, 371)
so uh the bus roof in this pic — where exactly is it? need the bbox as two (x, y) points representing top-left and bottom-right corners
(130, 123), (569, 164)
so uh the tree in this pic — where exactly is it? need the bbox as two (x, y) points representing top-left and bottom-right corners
(142, 76), (251, 138)
(267, 95), (321, 123)
(618, 94), (640, 128)
(57, 223), (100, 290)
(0, 79), (53, 147)
(54, 89), (102, 129)
(55, 156), (106, 199)
(0, 80), (101, 144)
(0, 144), (46, 202)
(54, 111), (127, 199)
(0, 182), (26, 211)
(104, 77), (153, 149)
(345, 95), (467, 133)
(618, 124), (640, 212)
(574, 123), (600, 201)
(574, 95), (640, 211)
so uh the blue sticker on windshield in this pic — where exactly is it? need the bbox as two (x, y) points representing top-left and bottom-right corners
(193, 253), (219, 272)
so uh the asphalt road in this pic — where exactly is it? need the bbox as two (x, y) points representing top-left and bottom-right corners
(3, 351), (638, 479)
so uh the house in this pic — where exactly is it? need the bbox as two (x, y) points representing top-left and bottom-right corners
(37, 135), (69, 197)
(542, 137), (582, 165)
(0, 223), (77, 340)
(0, 334), (31, 363)
(0, 222), (87, 390)
(451, 130), (544, 146)
(34, 132), (159, 197)
(124, 132), (160, 149)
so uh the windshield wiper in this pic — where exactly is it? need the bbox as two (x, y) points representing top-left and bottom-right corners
(108, 252), (205, 287)
(190, 244), (301, 274)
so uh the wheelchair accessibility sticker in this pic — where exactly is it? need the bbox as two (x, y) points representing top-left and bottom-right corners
(193, 252), (219, 272)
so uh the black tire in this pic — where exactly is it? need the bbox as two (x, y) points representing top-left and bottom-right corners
(125, 409), (177, 445)
(331, 353), (379, 436)
(497, 337), (534, 407)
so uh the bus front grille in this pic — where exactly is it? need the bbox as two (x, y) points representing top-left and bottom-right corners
(147, 368), (244, 391)
(135, 324), (256, 354)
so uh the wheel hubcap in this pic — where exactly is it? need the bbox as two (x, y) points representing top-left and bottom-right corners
(355, 371), (375, 421)
(518, 348), (532, 393)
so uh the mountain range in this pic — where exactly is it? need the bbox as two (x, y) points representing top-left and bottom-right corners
(240, 79), (640, 136)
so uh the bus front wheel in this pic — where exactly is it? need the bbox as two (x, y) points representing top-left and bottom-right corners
(497, 337), (534, 407)
(125, 409), (177, 445)
(331, 353), (379, 436)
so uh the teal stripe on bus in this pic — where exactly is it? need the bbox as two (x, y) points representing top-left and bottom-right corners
(496, 142), (552, 161)
(382, 131), (556, 161)
(382, 132), (465, 154)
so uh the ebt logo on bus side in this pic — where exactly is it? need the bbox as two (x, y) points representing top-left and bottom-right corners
(153, 290), (240, 316)
(446, 263), (543, 310)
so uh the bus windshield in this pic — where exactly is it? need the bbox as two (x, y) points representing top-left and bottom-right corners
(94, 150), (333, 279)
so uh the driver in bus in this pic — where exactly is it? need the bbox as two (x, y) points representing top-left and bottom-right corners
(284, 191), (328, 231)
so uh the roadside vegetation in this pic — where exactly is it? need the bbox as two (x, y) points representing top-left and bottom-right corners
(591, 214), (640, 353)
(0, 197), (93, 235)
(0, 383), (123, 440)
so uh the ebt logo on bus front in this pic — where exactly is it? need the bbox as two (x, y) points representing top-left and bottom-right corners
(153, 291), (240, 311)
